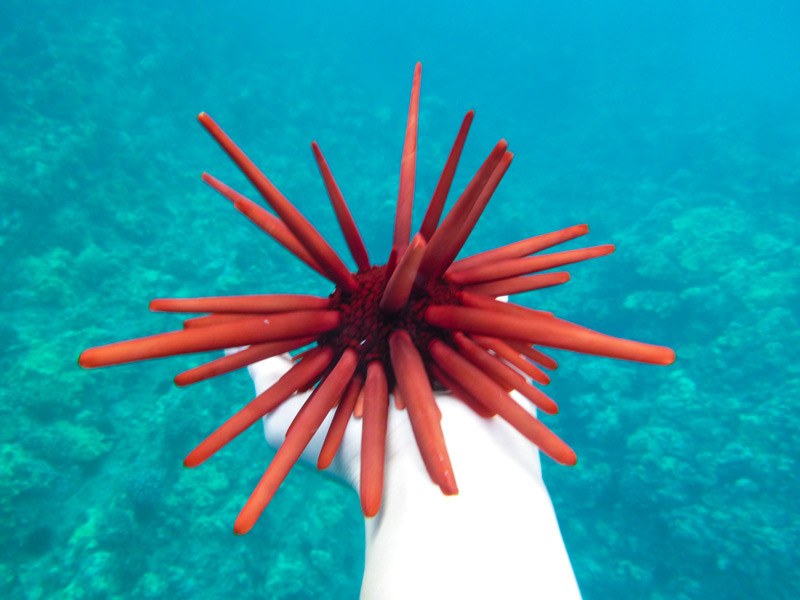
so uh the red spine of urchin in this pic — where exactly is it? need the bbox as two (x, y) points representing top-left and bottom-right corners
(174, 336), (317, 387)
(78, 311), (341, 368)
(197, 112), (358, 292)
(318, 374), (363, 470)
(360, 362), (389, 517)
(418, 110), (474, 241)
(311, 141), (371, 272)
(448, 223), (590, 274)
(393, 61), (422, 257)
(201, 173), (328, 277)
(234, 348), (359, 535)
(79, 62), (674, 533)
(183, 347), (335, 469)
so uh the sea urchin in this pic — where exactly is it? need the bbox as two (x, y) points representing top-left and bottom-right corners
(79, 63), (675, 534)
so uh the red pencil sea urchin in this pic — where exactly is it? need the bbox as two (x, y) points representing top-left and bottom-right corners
(79, 63), (675, 534)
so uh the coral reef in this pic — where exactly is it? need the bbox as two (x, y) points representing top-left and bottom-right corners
(2, 1), (798, 599)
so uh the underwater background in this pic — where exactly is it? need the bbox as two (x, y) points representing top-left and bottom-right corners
(2, 0), (798, 598)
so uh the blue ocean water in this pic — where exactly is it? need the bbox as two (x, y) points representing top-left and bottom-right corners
(1, 0), (798, 598)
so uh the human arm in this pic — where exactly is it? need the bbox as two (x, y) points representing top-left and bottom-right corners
(246, 352), (582, 599)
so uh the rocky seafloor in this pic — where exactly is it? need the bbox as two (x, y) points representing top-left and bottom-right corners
(1, 2), (798, 598)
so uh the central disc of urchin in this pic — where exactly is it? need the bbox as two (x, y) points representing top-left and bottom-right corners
(319, 264), (462, 384)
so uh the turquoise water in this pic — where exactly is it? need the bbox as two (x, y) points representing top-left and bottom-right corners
(2, 0), (798, 598)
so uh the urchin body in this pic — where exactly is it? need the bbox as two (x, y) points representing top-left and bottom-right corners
(80, 63), (674, 534)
